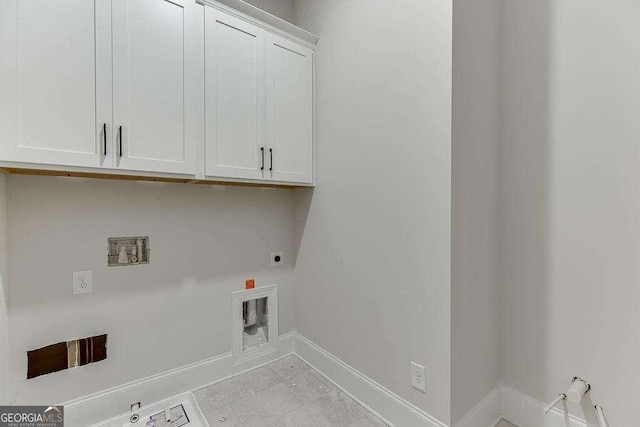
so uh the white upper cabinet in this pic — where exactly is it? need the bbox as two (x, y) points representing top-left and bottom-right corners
(204, 6), (314, 184)
(205, 8), (266, 180)
(112, 0), (196, 175)
(0, 0), (314, 185)
(0, 0), (111, 168)
(265, 34), (314, 184)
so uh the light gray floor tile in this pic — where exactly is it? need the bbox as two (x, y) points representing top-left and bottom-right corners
(194, 359), (388, 427)
(282, 390), (368, 427)
(496, 421), (517, 427)
(307, 369), (337, 391)
(281, 405), (332, 427)
(230, 381), (303, 425)
(285, 369), (335, 404)
(268, 355), (310, 379)
(194, 366), (281, 411)
(198, 405), (240, 426)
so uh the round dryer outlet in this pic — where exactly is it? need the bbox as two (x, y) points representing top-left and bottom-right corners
(270, 251), (284, 267)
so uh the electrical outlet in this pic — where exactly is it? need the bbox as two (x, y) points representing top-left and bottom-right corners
(411, 362), (426, 393)
(270, 251), (284, 267)
(73, 270), (93, 295)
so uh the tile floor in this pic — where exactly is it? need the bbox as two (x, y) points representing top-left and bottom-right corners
(193, 355), (387, 427)
(193, 354), (518, 427)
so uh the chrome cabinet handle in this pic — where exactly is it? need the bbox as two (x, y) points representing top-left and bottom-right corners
(269, 148), (273, 172)
(261, 147), (265, 171)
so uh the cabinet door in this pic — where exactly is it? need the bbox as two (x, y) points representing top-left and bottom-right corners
(112, 0), (196, 175)
(205, 8), (266, 180)
(266, 34), (313, 184)
(0, 0), (111, 168)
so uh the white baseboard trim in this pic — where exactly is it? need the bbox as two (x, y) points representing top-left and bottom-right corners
(63, 332), (295, 427)
(500, 384), (587, 427)
(454, 387), (502, 427)
(293, 333), (449, 427)
(451, 383), (591, 427)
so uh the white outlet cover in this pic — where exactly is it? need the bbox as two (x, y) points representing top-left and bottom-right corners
(73, 270), (93, 295)
(270, 251), (284, 267)
(411, 362), (426, 393)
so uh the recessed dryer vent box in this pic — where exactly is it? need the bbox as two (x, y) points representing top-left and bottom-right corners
(232, 285), (278, 366)
(108, 236), (149, 267)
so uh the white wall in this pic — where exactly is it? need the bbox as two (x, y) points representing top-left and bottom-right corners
(243, 0), (294, 22)
(451, 0), (501, 423)
(292, 0), (452, 423)
(500, 1), (640, 424)
(7, 176), (296, 404)
(499, 0), (551, 406)
(0, 174), (9, 404)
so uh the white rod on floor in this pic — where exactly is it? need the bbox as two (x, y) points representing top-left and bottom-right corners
(595, 405), (608, 427)
(543, 393), (566, 415)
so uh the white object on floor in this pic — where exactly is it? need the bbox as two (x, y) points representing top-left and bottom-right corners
(566, 378), (589, 403)
(502, 383), (591, 427)
(595, 405), (608, 427)
(542, 377), (589, 418)
(543, 393), (566, 415)
(92, 393), (207, 427)
(163, 405), (173, 424)
(456, 384), (595, 427)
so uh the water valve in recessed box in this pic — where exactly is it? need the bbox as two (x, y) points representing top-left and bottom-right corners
(108, 236), (149, 266)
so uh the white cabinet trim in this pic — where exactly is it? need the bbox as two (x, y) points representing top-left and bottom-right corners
(198, 0), (319, 48)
